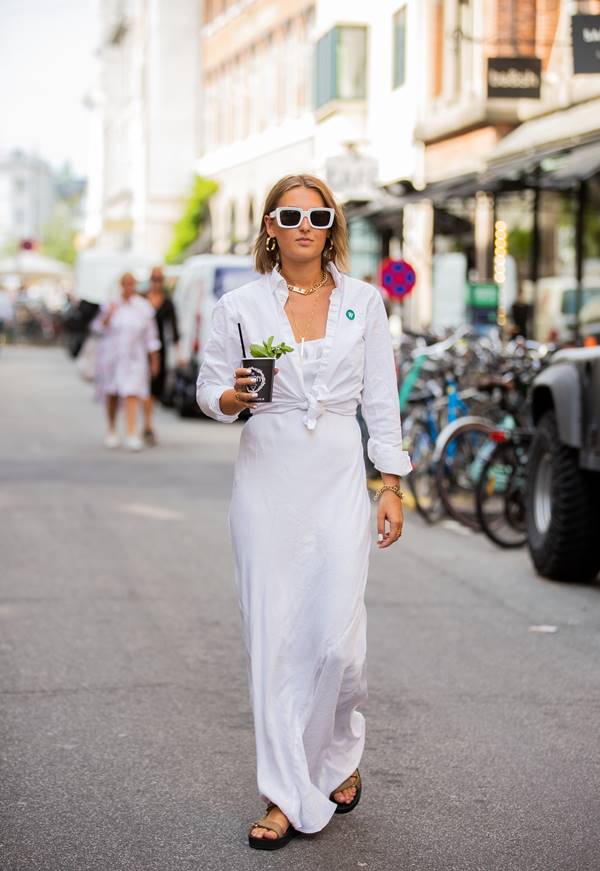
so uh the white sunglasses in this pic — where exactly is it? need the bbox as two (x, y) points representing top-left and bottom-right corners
(268, 207), (335, 229)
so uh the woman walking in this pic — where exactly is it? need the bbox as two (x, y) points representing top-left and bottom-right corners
(93, 273), (161, 451)
(197, 175), (411, 850)
(143, 266), (181, 445)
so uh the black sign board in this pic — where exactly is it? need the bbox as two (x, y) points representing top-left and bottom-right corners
(487, 57), (541, 99)
(572, 15), (600, 74)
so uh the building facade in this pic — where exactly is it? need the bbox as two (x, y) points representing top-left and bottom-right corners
(198, 0), (316, 255)
(197, 0), (425, 291)
(0, 151), (56, 251)
(95, 0), (200, 256)
(409, 0), (600, 335)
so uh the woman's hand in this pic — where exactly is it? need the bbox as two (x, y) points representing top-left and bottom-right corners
(219, 367), (279, 415)
(102, 303), (117, 327)
(231, 367), (260, 410)
(377, 490), (404, 549)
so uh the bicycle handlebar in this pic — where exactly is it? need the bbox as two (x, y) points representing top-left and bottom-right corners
(410, 324), (471, 361)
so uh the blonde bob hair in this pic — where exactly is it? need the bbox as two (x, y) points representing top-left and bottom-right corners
(254, 174), (348, 274)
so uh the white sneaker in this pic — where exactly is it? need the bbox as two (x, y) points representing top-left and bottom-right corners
(126, 435), (143, 452)
(104, 431), (120, 449)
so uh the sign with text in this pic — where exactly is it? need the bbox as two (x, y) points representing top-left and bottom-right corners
(572, 15), (600, 74)
(487, 57), (541, 99)
(325, 152), (378, 201)
(466, 283), (499, 328)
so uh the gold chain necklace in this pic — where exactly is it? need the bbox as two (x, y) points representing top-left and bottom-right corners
(283, 269), (328, 296)
(286, 289), (323, 357)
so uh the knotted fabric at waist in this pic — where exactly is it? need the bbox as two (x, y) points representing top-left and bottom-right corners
(253, 394), (357, 430)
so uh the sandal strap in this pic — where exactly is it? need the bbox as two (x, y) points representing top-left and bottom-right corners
(250, 817), (285, 839)
(332, 769), (361, 794)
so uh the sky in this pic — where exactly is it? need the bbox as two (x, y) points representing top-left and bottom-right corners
(0, 0), (100, 176)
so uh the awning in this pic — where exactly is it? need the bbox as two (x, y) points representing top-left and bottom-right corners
(480, 139), (600, 191)
(482, 98), (600, 190)
(490, 98), (600, 162)
(0, 252), (72, 280)
(397, 173), (480, 204)
(348, 100), (600, 222)
(545, 141), (600, 187)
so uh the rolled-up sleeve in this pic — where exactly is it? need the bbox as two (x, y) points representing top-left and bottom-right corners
(361, 291), (412, 476)
(196, 296), (240, 423)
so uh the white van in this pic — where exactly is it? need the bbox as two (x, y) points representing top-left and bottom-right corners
(171, 254), (259, 415)
(74, 249), (159, 304)
(534, 273), (600, 343)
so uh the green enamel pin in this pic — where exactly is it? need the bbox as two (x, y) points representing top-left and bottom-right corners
(346, 309), (355, 320)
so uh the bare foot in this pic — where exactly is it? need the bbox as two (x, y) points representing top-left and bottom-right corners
(250, 805), (290, 841)
(333, 784), (357, 804)
(332, 770), (360, 804)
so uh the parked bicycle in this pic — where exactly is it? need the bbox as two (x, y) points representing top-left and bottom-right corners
(476, 426), (533, 548)
(398, 331), (552, 537)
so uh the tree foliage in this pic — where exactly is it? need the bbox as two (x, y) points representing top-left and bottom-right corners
(165, 176), (218, 264)
(41, 202), (77, 265)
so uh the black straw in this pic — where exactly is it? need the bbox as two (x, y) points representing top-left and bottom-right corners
(237, 323), (247, 358)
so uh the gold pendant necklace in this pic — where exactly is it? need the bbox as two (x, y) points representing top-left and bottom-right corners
(287, 289), (323, 357)
(284, 269), (328, 296)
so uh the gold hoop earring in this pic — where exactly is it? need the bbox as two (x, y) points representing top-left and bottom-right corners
(324, 237), (334, 260)
(266, 236), (277, 253)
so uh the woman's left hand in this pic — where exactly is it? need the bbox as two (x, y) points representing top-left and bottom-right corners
(377, 491), (404, 548)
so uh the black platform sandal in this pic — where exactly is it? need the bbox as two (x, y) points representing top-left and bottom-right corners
(330, 769), (362, 814)
(248, 802), (297, 851)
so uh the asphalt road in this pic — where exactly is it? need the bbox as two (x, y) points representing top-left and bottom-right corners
(1, 345), (600, 871)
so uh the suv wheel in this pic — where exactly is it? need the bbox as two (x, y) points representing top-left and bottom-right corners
(526, 411), (600, 581)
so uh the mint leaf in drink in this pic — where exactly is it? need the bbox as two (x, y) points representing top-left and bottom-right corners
(249, 343), (268, 357)
(274, 342), (294, 358)
(250, 338), (295, 359)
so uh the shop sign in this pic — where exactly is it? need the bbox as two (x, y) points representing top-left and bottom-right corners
(572, 15), (600, 74)
(467, 283), (498, 309)
(466, 283), (499, 328)
(325, 152), (378, 201)
(487, 57), (541, 99)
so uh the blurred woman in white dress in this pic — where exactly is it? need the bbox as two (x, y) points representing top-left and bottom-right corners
(92, 273), (161, 451)
(197, 175), (411, 851)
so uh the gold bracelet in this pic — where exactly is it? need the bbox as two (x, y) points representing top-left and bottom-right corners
(373, 484), (403, 502)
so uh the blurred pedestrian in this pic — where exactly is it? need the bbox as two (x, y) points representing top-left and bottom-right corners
(0, 288), (14, 344)
(92, 273), (161, 451)
(142, 266), (180, 445)
(197, 174), (411, 850)
(511, 287), (532, 338)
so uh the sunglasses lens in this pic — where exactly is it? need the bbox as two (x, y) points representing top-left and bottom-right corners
(310, 209), (332, 228)
(279, 209), (302, 227)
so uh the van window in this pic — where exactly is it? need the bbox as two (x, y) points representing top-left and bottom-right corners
(214, 266), (258, 299)
(561, 288), (600, 315)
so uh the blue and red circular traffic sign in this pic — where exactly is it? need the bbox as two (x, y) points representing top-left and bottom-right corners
(379, 258), (416, 300)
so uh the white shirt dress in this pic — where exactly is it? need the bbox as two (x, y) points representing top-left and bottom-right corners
(197, 264), (411, 834)
(92, 295), (161, 400)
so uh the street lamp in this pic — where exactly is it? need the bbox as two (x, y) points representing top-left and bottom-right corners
(494, 219), (508, 331)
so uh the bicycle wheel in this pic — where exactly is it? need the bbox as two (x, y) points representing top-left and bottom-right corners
(476, 441), (528, 548)
(407, 419), (444, 524)
(435, 419), (494, 529)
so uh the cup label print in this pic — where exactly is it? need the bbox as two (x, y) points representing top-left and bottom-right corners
(248, 366), (266, 394)
(242, 357), (275, 402)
